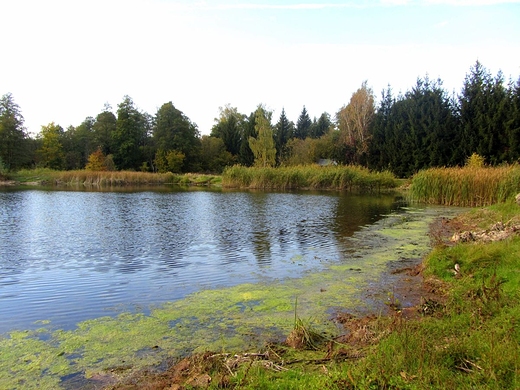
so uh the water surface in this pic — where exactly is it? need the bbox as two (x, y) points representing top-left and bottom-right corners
(0, 187), (404, 333)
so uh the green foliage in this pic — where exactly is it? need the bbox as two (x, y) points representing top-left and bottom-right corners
(0, 93), (29, 170)
(92, 105), (116, 156)
(154, 101), (201, 172)
(37, 122), (65, 170)
(249, 107), (276, 168)
(210, 104), (245, 156)
(200, 135), (235, 173)
(273, 108), (294, 164)
(0, 156), (6, 179)
(368, 77), (460, 177)
(154, 149), (185, 173)
(112, 96), (148, 170)
(466, 152), (485, 168)
(295, 106), (312, 140)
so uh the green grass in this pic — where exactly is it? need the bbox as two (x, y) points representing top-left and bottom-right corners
(410, 166), (520, 206)
(222, 165), (399, 192)
(208, 202), (520, 389)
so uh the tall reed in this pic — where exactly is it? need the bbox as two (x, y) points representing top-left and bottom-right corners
(410, 166), (520, 206)
(222, 165), (399, 192)
(56, 170), (177, 186)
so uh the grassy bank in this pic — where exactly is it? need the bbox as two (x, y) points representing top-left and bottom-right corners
(7, 168), (222, 187)
(259, 202), (520, 389)
(108, 202), (520, 389)
(222, 165), (399, 191)
(410, 165), (520, 206)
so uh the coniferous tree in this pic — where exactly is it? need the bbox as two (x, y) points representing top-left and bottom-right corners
(458, 61), (510, 164)
(273, 108), (294, 164)
(239, 112), (257, 166)
(505, 77), (520, 162)
(368, 86), (394, 171)
(295, 106), (312, 139)
(310, 112), (331, 139)
(210, 105), (244, 156)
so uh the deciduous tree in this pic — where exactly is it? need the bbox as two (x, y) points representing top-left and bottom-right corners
(336, 81), (375, 164)
(154, 102), (201, 172)
(112, 96), (148, 170)
(249, 106), (276, 167)
(0, 93), (28, 170)
(38, 122), (65, 169)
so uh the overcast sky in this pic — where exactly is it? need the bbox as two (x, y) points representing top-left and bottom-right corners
(1, 0), (519, 136)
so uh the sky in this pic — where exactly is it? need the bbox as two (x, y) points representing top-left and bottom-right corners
(1, 0), (519, 136)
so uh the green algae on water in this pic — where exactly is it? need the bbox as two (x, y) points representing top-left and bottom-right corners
(0, 206), (456, 389)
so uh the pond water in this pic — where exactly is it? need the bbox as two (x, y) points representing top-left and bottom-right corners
(0, 187), (407, 334)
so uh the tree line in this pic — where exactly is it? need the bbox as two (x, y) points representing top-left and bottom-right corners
(1, 61), (519, 178)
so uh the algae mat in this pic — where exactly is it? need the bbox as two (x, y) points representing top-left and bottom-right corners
(0, 206), (458, 389)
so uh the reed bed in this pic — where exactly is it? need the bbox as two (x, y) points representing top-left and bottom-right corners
(410, 165), (520, 206)
(17, 170), (222, 187)
(222, 165), (399, 192)
(55, 170), (176, 186)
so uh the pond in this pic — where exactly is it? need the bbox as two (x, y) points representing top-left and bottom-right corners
(0, 187), (404, 334)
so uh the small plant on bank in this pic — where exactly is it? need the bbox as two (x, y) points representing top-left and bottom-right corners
(465, 153), (485, 168)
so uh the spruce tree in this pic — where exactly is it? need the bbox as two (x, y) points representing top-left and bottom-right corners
(273, 108), (294, 164)
(295, 106), (312, 139)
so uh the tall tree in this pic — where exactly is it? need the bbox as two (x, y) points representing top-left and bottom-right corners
(310, 112), (332, 139)
(336, 81), (375, 164)
(506, 77), (520, 162)
(153, 101), (201, 172)
(62, 117), (95, 169)
(295, 106), (312, 139)
(458, 61), (510, 164)
(112, 96), (148, 170)
(210, 104), (244, 156)
(239, 111), (257, 167)
(37, 122), (65, 169)
(92, 103), (117, 156)
(0, 93), (28, 170)
(273, 108), (294, 164)
(199, 135), (234, 173)
(248, 106), (276, 167)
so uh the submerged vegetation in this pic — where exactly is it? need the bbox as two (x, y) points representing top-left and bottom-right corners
(222, 165), (399, 191)
(410, 165), (520, 206)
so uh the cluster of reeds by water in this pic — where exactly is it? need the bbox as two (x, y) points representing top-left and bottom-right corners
(221, 165), (399, 192)
(55, 170), (177, 186)
(410, 165), (520, 206)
